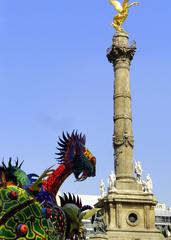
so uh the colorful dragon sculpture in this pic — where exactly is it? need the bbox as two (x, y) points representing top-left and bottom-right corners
(0, 131), (97, 240)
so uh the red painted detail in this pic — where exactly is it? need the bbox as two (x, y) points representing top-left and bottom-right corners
(8, 190), (18, 200)
(46, 208), (52, 218)
(17, 224), (28, 235)
(42, 163), (72, 196)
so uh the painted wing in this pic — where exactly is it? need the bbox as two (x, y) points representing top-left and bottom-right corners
(30, 165), (54, 191)
(109, 0), (123, 12)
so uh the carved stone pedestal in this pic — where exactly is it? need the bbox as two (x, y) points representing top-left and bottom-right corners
(91, 190), (164, 240)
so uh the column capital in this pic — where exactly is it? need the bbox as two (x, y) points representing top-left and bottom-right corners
(107, 43), (136, 65)
(107, 32), (136, 65)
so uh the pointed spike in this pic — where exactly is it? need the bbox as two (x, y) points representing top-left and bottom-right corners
(67, 131), (71, 139)
(83, 135), (86, 144)
(56, 147), (65, 152)
(59, 196), (65, 207)
(79, 133), (82, 141)
(66, 193), (70, 203)
(64, 193), (68, 202)
(76, 195), (80, 206)
(56, 150), (65, 155)
(71, 130), (75, 138)
(57, 155), (64, 159)
(15, 158), (19, 167)
(58, 136), (65, 144)
(56, 152), (64, 156)
(57, 159), (64, 163)
(73, 194), (76, 204)
(68, 192), (72, 202)
(79, 197), (82, 208)
(62, 132), (68, 142)
(2, 160), (6, 169)
(80, 133), (84, 143)
(18, 160), (24, 168)
(9, 158), (12, 168)
(58, 142), (65, 148)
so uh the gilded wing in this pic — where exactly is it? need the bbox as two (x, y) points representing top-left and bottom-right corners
(109, 0), (123, 12)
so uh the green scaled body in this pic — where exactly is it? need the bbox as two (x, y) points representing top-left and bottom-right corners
(0, 185), (55, 240)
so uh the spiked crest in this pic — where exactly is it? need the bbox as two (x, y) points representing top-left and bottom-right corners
(56, 130), (86, 164)
(59, 193), (82, 208)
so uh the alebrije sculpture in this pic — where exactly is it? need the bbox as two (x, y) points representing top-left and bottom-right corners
(0, 131), (97, 240)
(59, 193), (99, 239)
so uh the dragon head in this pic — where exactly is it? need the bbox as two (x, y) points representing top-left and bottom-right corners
(56, 131), (96, 181)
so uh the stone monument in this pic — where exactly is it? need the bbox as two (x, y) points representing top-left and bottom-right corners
(91, 1), (164, 240)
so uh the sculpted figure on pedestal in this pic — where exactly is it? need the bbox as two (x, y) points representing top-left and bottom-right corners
(146, 173), (153, 193)
(108, 170), (116, 192)
(100, 179), (106, 197)
(134, 161), (143, 183)
(143, 173), (153, 193)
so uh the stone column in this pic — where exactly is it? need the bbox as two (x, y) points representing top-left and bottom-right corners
(107, 31), (136, 183)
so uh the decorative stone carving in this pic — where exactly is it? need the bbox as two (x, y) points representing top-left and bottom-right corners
(100, 179), (106, 197)
(93, 209), (107, 234)
(113, 131), (134, 148)
(107, 41), (136, 65)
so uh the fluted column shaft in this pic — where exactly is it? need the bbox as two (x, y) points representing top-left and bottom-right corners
(107, 31), (136, 181)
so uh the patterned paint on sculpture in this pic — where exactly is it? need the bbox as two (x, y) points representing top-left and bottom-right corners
(0, 185), (53, 240)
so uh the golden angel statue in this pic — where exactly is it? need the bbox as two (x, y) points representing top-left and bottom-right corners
(109, 0), (139, 31)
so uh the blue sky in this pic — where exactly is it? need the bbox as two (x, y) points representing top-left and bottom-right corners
(0, 1), (171, 206)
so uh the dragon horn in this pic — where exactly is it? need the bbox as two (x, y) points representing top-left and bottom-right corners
(2, 159), (6, 169)
(8, 158), (12, 168)
(15, 158), (19, 167)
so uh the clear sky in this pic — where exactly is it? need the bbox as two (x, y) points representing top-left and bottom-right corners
(0, 1), (171, 206)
